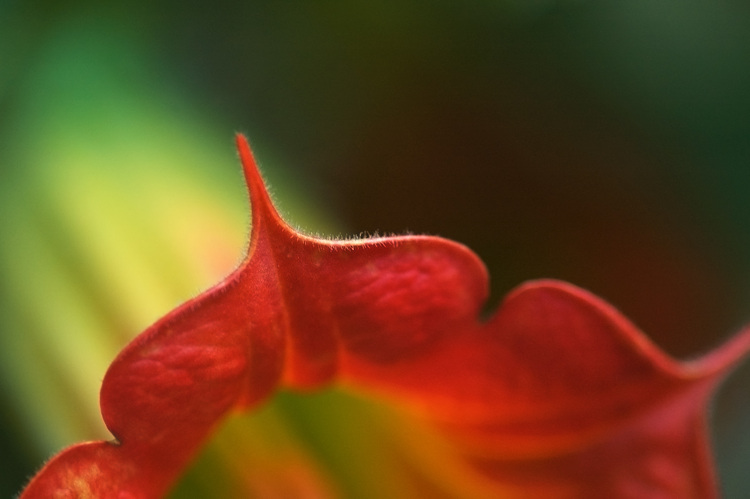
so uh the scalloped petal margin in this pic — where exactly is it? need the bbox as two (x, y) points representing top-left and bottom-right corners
(21, 135), (750, 498)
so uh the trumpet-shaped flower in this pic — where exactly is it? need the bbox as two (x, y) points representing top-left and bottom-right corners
(20, 136), (750, 498)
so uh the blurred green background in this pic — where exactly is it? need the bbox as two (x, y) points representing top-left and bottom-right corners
(2, 0), (750, 496)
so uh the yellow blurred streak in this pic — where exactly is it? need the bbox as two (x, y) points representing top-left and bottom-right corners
(1, 16), (371, 497)
(0, 204), (119, 449)
(0, 135), (249, 457)
(40, 143), (247, 338)
(0, 19), (251, 466)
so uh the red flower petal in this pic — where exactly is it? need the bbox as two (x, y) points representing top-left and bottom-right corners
(22, 135), (750, 498)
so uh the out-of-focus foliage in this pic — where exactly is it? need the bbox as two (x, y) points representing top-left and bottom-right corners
(2, 1), (750, 496)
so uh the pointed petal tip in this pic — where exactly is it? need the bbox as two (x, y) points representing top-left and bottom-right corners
(234, 133), (281, 231)
(234, 131), (248, 149)
(234, 133), (260, 193)
(691, 323), (750, 379)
